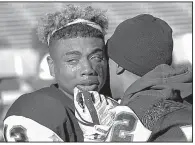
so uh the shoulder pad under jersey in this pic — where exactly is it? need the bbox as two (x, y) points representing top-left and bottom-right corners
(4, 89), (66, 142)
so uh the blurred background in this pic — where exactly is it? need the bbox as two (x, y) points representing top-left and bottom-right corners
(0, 2), (192, 141)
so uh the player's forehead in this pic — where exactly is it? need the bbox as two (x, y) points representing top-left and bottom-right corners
(51, 37), (105, 57)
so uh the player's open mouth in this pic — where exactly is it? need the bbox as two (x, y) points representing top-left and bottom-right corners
(77, 84), (98, 91)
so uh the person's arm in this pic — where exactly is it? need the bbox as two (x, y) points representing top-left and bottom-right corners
(153, 125), (192, 142)
(147, 104), (192, 142)
(123, 92), (192, 142)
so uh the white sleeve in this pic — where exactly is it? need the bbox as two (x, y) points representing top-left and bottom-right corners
(3, 115), (63, 142)
(180, 125), (192, 141)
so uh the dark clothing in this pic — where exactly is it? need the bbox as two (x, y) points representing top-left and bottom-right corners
(4, 84), (83, 142)
(4, 64), (192, 142)
(121, 64), (192, 141)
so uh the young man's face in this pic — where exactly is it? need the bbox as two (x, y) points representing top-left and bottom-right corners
(48, 37), (107, 96)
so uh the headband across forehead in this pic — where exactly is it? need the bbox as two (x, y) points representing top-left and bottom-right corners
(47, 18), (103, 46)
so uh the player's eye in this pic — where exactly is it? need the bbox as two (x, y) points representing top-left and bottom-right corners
(66, 59), (79, 65)
(90, 55), (103, 62)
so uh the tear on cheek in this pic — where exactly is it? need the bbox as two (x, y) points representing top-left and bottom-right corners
(71, 66), (81, 72)
(95, 64), (105, 79)
(64, 65), (81, 72)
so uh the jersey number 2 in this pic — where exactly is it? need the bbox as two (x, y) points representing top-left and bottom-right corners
(110, 111), (138, 142)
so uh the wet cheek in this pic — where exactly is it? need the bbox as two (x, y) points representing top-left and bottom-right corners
(95, 63), (106, 80)
(70, 65), (81, 72)
(57, 65), (78, 80)
(61, 65), (81, 73)
(57, 65), (81, 88)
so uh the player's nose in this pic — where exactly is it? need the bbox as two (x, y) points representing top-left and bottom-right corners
(80, 59), (95, 76)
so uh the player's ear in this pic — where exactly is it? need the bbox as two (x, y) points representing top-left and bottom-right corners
(116, 64), (125, 75)
(47, 55), (55, 77)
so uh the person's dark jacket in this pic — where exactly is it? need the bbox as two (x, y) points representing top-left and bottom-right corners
(121, 64), (192, 142)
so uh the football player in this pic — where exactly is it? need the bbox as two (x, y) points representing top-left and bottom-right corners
(3, 4), (110, 142)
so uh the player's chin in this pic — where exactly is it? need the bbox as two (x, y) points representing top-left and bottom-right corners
(77, 84), (99, 92)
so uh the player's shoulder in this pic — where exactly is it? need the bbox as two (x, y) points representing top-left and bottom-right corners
(3, 87), (70, 142)
(5, 87), (67, 126)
